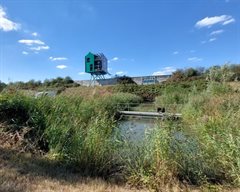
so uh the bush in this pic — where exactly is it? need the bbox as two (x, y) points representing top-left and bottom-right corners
(206, 82), (232, 95)
(0, 93), (47, 150)
(116, 76), (136, 85)
(207, 65), (235, 82)
(0, 81), (6, 92)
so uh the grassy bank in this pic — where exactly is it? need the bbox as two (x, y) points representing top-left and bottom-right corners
(0, 128), (146, 192)
(0, 81), (240, 191)
(123, 82), (240, 190)
(0, 92), (142, 177)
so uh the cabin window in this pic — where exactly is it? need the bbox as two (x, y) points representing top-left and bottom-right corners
(90, 64), (93, 71)
(86, 58), (90, 62)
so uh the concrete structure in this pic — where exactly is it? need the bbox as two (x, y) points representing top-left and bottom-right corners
(35, 91), (57, 98)
(132, 75), (170, 85)
(76, 75), (170, 86)
(119, 111), (182, 119)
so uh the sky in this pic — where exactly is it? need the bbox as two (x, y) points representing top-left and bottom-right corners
(0, 0), (240, 83)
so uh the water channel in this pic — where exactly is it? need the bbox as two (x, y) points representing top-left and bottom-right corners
(118, 116), (159, 141)
(118, 115), (196, 153)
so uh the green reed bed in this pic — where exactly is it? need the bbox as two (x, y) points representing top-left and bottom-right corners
(123, 82), (240, 190)
(0, 92), (142, 177)
(0, 83), (240, 190)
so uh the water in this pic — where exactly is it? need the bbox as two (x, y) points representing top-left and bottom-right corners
(118, 116), (199, 157)
(119, 117), (200, 160)
(118, 116), (157, 141)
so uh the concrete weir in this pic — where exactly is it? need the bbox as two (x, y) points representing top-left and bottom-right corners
(76, 75), (170, 86)
(119, 111), (182, 119)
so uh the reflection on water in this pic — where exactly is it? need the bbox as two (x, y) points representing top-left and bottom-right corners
(119, 116), (199, 155)
(118, 116), (158, 141)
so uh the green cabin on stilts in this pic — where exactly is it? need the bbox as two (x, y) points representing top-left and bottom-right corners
(85, 52), (108, 75)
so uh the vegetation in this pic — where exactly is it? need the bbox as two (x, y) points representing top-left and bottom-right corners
(113, 79), (207, 102)
(1, 64), (240, 191)
(6, 76), (79, 90)
(125, 82), (240, 190)
(116, 75), (137, 85)
(0, 81), (6, 92)
(0, 92), (142, 175)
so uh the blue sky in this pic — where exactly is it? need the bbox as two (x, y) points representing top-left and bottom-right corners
(0, 0), (239, 83)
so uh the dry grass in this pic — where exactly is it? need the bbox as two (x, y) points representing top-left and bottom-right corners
(60, 86), (113, 98)
(0, 123), (146, 192)
(0, 128), (239, 192)
(228, 82), (240, 92)
(0, 162), (144, 192)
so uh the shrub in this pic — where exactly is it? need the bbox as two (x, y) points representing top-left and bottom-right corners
(0, 93), (47, 150)
(207, 65), (234, 82)
(206, 82), (232, 95)
(0, 81), (6, 92)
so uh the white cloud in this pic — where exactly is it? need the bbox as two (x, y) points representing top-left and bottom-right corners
(209, 38), (217, 42)
(152, 66), (176, 76)
(18, 39), (45, 46)
(56, 65), (67, 69)
(78, 72), (86, 75)
(115, 71), (127, 75)
(188, 57), (203, 62)
(195, 15), (235, 28)
(223, 18), (235, 25)
(115, 71), (124, 75)
(210, 29), (224, 35)
(30, 46), (50, 51)
(0, 6), (20, 31)
(112, 57), (119, 61)
(32, 32), (38, 36)
(108, 57), (119, 63)
(173, 51), (179, 55)
(49, 56), (68, 61)
(22, 51), (28, 55)
(19, 39), (49, 52)
(201, 40), (207, 44)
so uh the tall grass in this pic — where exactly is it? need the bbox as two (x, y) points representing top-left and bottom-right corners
(124, 82), (240, 189)
(121, 123), (178, 190)
(0, 92), (142, 177)
(0, 93), (47, 150)
(179, 83), (240, 185)
(1, 82), (240, 189)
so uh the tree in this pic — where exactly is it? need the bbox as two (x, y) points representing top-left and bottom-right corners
(117, 76), (136, 85)
(64, 76), (74, 84)
(43, 79), (51, 87)
(229, 64), (240, 81)
(0, 81), (6, 92)
(170, 70), (185, 81)
(207, 65), (234, 82)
